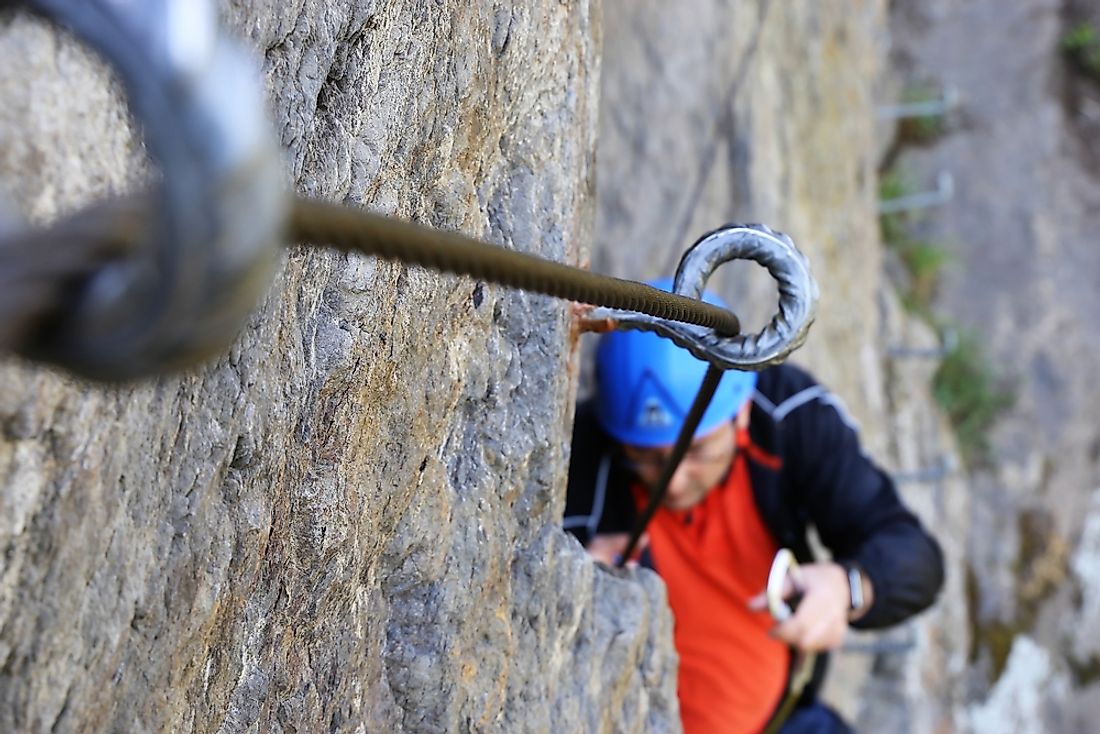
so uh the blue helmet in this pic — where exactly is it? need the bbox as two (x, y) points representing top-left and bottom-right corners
(595, 278), (758, 447)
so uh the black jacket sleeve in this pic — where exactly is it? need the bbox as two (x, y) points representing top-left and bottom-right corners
(779, 378), (945, 629)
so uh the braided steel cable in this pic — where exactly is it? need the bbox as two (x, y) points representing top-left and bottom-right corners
(0, 193), (831, 381)
(1, 1), (819, 381)
(9, 0), (284, 381)
(289, 198), (741, 335)
(0, 197), (143, 355)
(0, 195), (742, 352)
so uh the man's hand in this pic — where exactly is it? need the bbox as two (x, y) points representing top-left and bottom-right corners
(749, 561), (863, 653)
(585, 532), (648, 567)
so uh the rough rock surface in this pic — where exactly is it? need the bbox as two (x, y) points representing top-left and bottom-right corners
(0, 0), (988, 731)
(887, 0), (1100, 729)
(0, 3), (682, 732)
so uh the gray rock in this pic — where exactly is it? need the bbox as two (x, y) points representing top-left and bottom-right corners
(0, 0), (988, 730)
(0, 3), (679, 732)
(888, 0), (1100, 727)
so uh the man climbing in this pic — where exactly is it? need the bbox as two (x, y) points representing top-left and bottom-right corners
(563, 281), (945, 733)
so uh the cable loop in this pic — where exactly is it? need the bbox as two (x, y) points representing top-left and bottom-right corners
(12, 0), (285, 380)
(588, 224), (819, 371)
(0, 9), (815, 381)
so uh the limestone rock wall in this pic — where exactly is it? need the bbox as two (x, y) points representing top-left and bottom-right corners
(887, 0), (1100, 730)
(0, 2), (681, 732)
(0, 0), (992, 731)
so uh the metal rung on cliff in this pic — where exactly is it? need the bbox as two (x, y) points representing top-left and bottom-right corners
(878, 171), (955, 215)
(877, 86), (959, 121)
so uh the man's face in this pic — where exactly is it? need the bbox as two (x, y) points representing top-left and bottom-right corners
(620, 420), (736, 511)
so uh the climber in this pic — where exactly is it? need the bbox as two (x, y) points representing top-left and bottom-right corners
(562, 280), (945, 734)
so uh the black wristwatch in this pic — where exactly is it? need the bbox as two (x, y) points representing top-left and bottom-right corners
(842, 562), (865, 615)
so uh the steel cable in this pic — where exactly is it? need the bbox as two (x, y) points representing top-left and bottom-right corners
(2, 2), (816, 381)
(1, 195), (747, 377)
(289, 198), (741, 335)
(0, 197), (144, 356)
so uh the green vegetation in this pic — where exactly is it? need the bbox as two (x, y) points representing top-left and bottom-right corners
(878, 168), (910, 243)
(879, 166), (1014, 466)
(878, 167), (952, 315)
(1063, 22), (1097, 52)
(899, 242), (952, 311)
(932, 331), (1015, 467)
(1062, 22), (1100, 80)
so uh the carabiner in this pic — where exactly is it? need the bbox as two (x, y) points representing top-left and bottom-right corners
(588, 223), (818, 371)
(13, 0), (285, 380)
(762, 546), (818, 734)
(767, 547), (800, 622)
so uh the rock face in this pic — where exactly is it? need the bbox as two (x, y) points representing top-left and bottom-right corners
(0, 0), (981, 731)
(887, 0), (1100, 729)
(0, 3), (681, 732)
